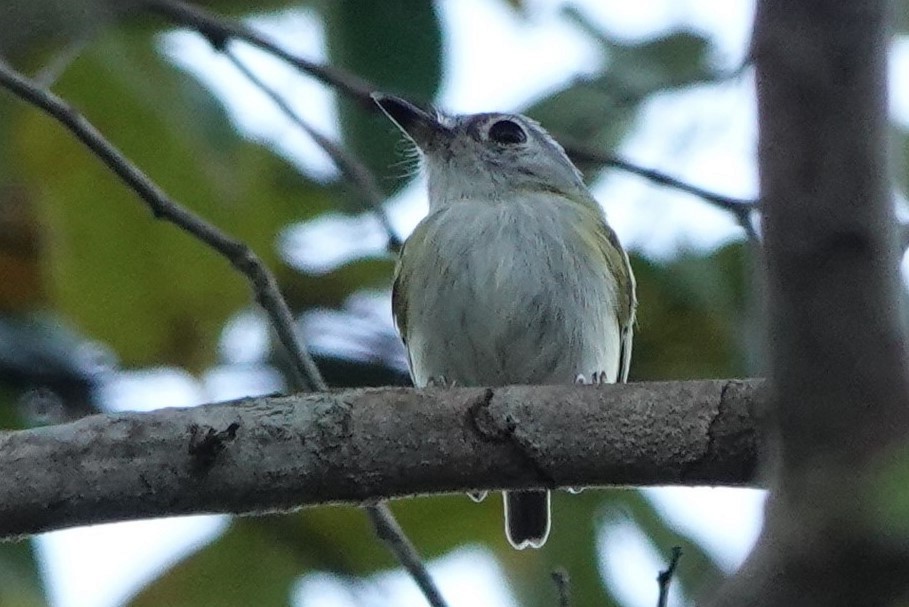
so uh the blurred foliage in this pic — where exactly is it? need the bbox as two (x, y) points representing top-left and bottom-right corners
(127, 489), (732, 607)
(867, 442), (909, 538)
(0, 0), (767, 606)
(11, 29), (339, 371)
(526, 13), (716, 175)
(0, 542), (46, 607)
(324, 0), (443, 197)
(0, 185), (46, 312)
(632, 243), (750, 381)
(0, 0), (118, 64)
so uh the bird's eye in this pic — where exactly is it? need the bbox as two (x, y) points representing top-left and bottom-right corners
(487, 119), (527, 145)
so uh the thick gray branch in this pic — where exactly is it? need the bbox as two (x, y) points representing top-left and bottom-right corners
(0, 379), (762, 540)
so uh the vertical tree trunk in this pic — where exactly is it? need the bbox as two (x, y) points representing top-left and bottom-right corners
(709, 2), (909, 605)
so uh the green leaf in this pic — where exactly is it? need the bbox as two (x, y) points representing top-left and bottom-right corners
(127, 494), (635, 607)
(279, 256), (395, 311)
(1, 0), (321, 61)
(128, 489), (729, 607)
(0, 108), (47, 313)
(599, 31), (716, 94)
(324, 0), (443, 195)
(11, 29), (334, 370)
(0, 0), (113, 63)
(527, 19), (717, 175)
(565, 8), (716, 94)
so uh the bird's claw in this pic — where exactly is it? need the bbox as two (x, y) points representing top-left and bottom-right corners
(575, 371), (608, 385)
(427, 375), (455, 388)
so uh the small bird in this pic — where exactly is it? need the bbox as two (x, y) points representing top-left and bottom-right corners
(373, 93), (636, 550)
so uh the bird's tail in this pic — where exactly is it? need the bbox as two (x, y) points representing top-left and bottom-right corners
(504, 490), (550, 549)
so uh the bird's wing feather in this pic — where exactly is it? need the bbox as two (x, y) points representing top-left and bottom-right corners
(574, 199), (637, 384)
(391, 220), (431, 383)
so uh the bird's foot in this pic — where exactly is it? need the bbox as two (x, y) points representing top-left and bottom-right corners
(575, 371), (609, 385)
(426, 375), (455, 388)
(571, 373), (609, 492)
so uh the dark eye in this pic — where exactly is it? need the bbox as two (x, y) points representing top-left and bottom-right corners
(487, 119), (527, 145)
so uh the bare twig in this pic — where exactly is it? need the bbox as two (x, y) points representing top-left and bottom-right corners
(0, 49), (444, 607)
(144, 0), (759, 232)
(551, 568), (571, 607)
(0, 62), (325, 392)
(223, 49), (402, 251)
(736, 211), (760, 243)
(569, 139), (760, 243)
(561, 138), (756, 216)
(219, 42), (439, 607)
(141, 0), (376, 107)
(366, 504), (449, 607)
(657, 546), (683, 607)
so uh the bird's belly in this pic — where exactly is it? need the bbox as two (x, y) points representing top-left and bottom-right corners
(405, 208), (620, 387)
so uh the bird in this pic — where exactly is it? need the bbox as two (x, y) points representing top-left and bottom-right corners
(373, 93), (636, 550)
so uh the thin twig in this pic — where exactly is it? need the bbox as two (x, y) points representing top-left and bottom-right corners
(551, 568), (571, 607)
(141, 0), (376, 107)
(0, 60), (325, 393)
(223, 48), (402, 251)
(142, 0), (757, 224)
(562, 138), (756, 213)
(217, 40), (442, 607)
(736, 210), (761, 244)
(567, 139), (761, 242)
(0, 47), (446, 607)
(656, 546), (683, 607)
(366, 504), (450, 607)
(137, 13), (441, 596)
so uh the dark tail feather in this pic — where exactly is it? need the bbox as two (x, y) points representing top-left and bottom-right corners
(504, 490), (550, 549)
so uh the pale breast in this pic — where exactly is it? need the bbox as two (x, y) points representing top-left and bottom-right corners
(399, 196), (623, 388)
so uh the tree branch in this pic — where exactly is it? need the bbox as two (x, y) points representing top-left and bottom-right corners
(0, 379), (762, 540)
(0, 58), (326, 394)
(141, 0), (377, 107)
(0, 54), (453, 604)
(365, 504), (448, 607)
(560, 138), (757, 229)
(140, 0), (758, 226)
(222, 48), (402, 251)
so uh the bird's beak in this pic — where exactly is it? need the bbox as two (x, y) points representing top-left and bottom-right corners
(372, 92), (450, 150)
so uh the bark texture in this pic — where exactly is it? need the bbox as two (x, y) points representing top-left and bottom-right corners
(0, 379), (762, 540)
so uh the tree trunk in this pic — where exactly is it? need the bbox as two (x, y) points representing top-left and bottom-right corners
(708, 2), (909, 605)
